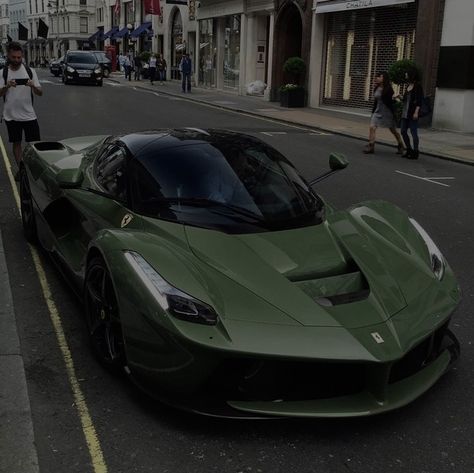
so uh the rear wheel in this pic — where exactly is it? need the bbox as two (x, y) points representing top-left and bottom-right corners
(20, 167), (38, 244)
(84, 257), (126, 372)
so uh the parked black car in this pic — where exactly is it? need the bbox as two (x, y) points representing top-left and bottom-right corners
(50, 56), (64, 76)
(92, 51), (112, 78)
(62, 51), (103, 86)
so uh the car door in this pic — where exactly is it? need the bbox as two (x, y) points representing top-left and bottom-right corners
(57, 144), (143, 276)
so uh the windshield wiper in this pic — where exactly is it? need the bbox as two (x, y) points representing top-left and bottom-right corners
(144, 197), (266, 224)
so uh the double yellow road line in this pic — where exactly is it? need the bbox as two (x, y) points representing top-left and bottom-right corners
(0, 136), (108, 473)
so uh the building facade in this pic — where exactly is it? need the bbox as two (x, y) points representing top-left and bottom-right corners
(0, 0), (9, 54)
(8, 0), (27, 42)
(25, 0), (50, 64)
(433, 0), (474, 132)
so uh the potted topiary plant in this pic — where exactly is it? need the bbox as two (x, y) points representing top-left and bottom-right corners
(389, 59), (424, 125)
(388, 59), (421, 86)
(279, 57), (306, 108)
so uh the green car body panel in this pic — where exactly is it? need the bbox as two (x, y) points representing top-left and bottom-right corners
(21, 132), (461, 418)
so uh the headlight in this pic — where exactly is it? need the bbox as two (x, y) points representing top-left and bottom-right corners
(94, 67), (102, 75)
(409, 218), (445, 280)
(66, 66), (75, 73)
(124, 251), (218, 325)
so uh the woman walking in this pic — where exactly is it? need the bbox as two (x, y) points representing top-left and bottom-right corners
(400, 69), (423, 159)
(363, 71), (405, 155)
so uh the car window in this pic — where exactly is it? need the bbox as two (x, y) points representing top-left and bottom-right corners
(67, 53), (97, 64)
(95, 146), (127, 201)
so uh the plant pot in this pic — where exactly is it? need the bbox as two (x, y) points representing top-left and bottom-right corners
(280, 88), (305, 108)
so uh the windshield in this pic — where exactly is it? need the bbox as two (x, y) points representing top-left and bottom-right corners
(131, 139), (324, 233)
(67, 54), (97, 64)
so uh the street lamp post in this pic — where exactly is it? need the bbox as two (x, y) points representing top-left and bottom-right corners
(126, 22), (133, 54)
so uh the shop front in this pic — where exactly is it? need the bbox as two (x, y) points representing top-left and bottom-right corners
(313, 0), (417, 111)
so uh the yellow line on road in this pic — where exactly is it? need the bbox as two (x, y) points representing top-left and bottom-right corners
(0, 137), (108, 473)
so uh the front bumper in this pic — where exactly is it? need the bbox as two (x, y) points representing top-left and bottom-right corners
(65, 70), (102, 83)
(129, 324), (459, 418)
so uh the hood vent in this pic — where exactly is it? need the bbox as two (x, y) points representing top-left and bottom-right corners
(294, 267), (370, 307)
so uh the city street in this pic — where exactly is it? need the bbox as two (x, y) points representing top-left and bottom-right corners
(1, 70), (473, 473)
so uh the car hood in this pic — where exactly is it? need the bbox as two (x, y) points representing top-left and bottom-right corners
(184, 206), (438, 329)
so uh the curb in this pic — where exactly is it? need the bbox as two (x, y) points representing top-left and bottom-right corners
(0, 230), (40, 473)
(107, 78), (474, 166)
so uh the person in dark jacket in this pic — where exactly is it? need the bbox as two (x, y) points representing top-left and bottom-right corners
(398, 69), (423, 159)
(180, 53), (192, 93)
(363, 71), (405, 155)
(133, 55), (142, 81)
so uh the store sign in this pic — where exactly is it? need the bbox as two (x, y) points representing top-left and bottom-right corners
(314, 0), (414, 13)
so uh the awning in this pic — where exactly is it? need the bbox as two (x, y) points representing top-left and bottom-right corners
(88, 28), (104, 42)
(115, 26), (130, 38)
(175, 43), (186, 51)
(103, 26), (119, 39)
(314, 0), (415, 13)
(199, 42), (210, 49)
(130, 21), (152, 38)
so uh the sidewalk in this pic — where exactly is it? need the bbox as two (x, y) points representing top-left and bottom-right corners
(109, 72), (474, 165)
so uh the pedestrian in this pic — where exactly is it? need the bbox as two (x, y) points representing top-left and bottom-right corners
(205, 55), (213, 87)
(133, 54), (142, 81)
(149, 54), (157, 85)
(123, 54), (132, 81)
(0, 42), (42, 181)
(180, 53), (192, 93)
(363, 71), (405, 155)
(118, 53), (125, 72)
(399, 69), (424, 159)
(157, 54), (166, 85)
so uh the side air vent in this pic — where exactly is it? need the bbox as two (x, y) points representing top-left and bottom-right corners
(34, 142), (66, 151)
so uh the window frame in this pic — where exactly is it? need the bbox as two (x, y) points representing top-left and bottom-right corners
(93, 143), (130, 204)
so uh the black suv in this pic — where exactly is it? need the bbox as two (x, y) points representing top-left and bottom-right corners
(62, 50), (103, 86)
(92, 51), (112, 78)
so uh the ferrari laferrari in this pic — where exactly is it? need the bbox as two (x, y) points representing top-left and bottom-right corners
(20, 129), (461, 417)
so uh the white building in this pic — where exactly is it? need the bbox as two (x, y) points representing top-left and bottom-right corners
(432, 0), (474, 132)
(46, 0), (97, 59)
(25, 0), (50, 64)
(0, 0), (9, 54)
(8, 0), (27, 42)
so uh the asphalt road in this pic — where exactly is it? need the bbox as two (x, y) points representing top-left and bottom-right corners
(1, 70), (473, 473)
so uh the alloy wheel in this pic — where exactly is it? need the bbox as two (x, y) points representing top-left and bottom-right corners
(85, 258), (126, 371)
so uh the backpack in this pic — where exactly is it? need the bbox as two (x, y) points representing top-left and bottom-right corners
(2, 64), (34, 103)
(419, 95), (432, 118)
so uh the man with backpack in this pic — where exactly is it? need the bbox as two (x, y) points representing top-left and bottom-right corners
(0, 42), (43, 180)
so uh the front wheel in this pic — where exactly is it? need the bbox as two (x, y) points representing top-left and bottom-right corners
(84, 257), (126, 372)
(97, 80), (103, 87)
(102, 69), (110, 78)
(20, 167), (38, 244)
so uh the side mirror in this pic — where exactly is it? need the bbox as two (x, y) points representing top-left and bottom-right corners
(308, 153), (349, 187)
(329, 152), (349, 171)
(56, 168), (84, 189)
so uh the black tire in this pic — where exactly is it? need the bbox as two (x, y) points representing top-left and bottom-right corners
(97, 80), (103, 87)
(102, 68), (110, 78)
(84, 257), (126, 372)
(19, 167), (38, 244)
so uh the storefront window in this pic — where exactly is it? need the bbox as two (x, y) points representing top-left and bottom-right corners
(223, 15), (240, 89)
(322, 4), (417, 110)
(199, 19), (216, 88)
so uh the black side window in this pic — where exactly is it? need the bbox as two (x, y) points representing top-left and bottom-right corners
(95, 145), (127, 201)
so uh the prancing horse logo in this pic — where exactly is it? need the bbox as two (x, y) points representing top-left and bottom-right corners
(121, 214), (133, 228)
(371, 332), (385, 344)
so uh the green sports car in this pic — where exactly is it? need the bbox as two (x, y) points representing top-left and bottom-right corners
(20, 129), (461, 418)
